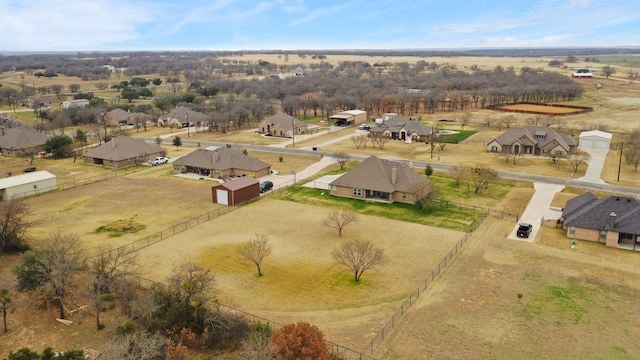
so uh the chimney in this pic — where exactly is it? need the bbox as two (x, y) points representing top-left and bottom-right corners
(391, 164), (397, 185)
(212, 151), (219, 163)
(609, 211), (616, 229)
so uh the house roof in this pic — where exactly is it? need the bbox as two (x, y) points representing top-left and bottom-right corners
(0, 128), (49, 150)
(216, 176), (259, 191)
(64, 99), (89, 104)
(173, 148), (271, 171)
(490, 126), (576, 150)
(369, 116), (431, 136)
(579, 130), (613, 140)
(329, 156), (429, 193)
(562, 193), (640, 234)
(29, 95), (57, 104)
(83, 136), (163, 161)
(259, 112), (307, 130)
(159, 106), (209, 123)
(108, 109), (131, 122)
(0, 170), (56, 189)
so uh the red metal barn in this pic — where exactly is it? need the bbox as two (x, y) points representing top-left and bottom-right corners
(211, 176), (260, 206)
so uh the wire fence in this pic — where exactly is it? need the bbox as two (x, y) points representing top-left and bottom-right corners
(427, 198), (520, 223)
(362, 210), (489, 355)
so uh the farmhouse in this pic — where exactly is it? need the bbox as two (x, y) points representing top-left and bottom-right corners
(83, 136), (164, 168)
(0, 170), (57, 201)
(329, 156), (430, 204)
(63, 99), (89, 109)
(258, 112), (308, 138)
(487, 126), (577, 155)
(578, 130), (612, 149)
(27, 94), (57, 109)
(107, 108), (151, 126)
(211, 176), (260, 206)
(0, 127), (49, 156)
(329, 110), (367, 126)
(157, 106), (209, 128)
(369, 115), (431, 141)
(561, 193), (640, 251)
(172, 148), (271, 179)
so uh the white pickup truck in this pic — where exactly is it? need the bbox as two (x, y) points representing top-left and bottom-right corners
(149, 156), (169, 166)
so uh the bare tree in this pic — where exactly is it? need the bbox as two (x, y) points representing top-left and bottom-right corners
(370, 136), (389, 149)
(322, 210), (358, 236)
(351, 135), (368, 149)
(0, 288), (10, 332)
(501, 115), (516, 129)
(331, 239), (387, 282)
(90, 246), (139, 293)
(501, 149), (519, 164)
(568, 150), (590, 173)
(102, 330), (166, 360)
(465, 165), (498, 194)
(0, 199), (32, 253)
(459, 112), (472, 129)
(449, 166), (464, 188)
(331, 152), (351, 170)
(407, 178), (434, 210)
(237, 235), (273, 276)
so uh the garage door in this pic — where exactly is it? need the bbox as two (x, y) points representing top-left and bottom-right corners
(580, 139), (594, 147)
(595, 140), (609, 149)
(216, 189), (229, 205)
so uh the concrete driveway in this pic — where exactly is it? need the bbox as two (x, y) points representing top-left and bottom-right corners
(509, 182), (565, 242)
(575, 147), (609, 184)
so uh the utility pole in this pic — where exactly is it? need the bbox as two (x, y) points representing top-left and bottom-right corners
(430, 125), (435, 159)
(186, 113), (190, 137)
(291, 117), (295, 147)
(618, 141), (623, 181)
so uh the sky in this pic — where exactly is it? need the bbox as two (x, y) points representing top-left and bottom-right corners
(0, 0), (639, 52)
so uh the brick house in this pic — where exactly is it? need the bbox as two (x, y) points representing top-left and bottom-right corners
(369, 115), (431, 141)
(487, 126), (576, 156)
(0, 127), (49, 156)
(172, 148), (271, 179)
(83, 136), (164, 168)
(329, 156), (430, 204)
(258, 112), (308, 138)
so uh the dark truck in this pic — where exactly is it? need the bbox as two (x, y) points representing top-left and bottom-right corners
(516, 223), (533, 238)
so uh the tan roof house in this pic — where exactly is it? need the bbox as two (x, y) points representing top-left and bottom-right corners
(83, 136), (164, 168)
(487, 126), (576, 155)
(258, 112), (308, 138)
(172, 148), (271, 179)
(0, 127), (49, 156)
(157, 106), (209, 128)
(329, 110), (367, 126)
(369, 115), (431, 141)
(329, 156), (430, 204)
(27, 95), (57, 109)
(561, 193), (640, 251)
(107, 109), (151, 126)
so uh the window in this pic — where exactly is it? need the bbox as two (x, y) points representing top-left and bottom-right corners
(491, 146), (498, 152)
(402, 192), (407, 199)
(600, 230), (607, 239)
(569, 226), (576, 235)
(352, 188), (362, 197)
(331, 185), (336, 191)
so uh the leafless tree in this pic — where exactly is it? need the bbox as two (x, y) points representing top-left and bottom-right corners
(407, 178), (434, 210)
(568, 150), (591, 173)
(0, 275), (12, 332)
(331, 239), (387, 282)
(322, 210), (358, 236)
(501, 149), (519, 164)
(102, 330), (166, 360)
(501, 115), (516, 129)
(464, 165), (498, 193)
(351, 135), (368, 149)
(237, 235), (273, 277)
(0, 199), (32, 253)
(331, 151), (351, 170)
(90, 246), (138, 293)
(370, 136), (389, 149)
(459, 113), (472, 129)
(449, 166), (464, 188)
(481, 116), (497, 128)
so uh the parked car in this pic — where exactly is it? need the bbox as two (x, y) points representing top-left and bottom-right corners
(149, 156), (169, 166)
(359, 123), (371, 130)
(516, 223), (533, 238)
(259, 181), (273, 193)
(23, 166), (36, 172)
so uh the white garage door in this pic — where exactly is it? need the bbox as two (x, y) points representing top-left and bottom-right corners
(580, 139), (594, 147)
(595, 140), (609, 149)
(216, 189), (229, 205)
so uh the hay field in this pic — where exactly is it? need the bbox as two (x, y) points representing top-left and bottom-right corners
(132, 198), (466, 349)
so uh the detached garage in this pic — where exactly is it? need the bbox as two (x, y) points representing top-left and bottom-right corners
(0, 170), (57, 201)
(211, 176), (259, 206)
(579, 130), (612, 149)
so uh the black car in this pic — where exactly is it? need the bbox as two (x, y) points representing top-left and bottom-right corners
(516, 223), (533, 238)
(259, 181), (273, 193)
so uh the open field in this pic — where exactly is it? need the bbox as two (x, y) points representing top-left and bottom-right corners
(375, 216), (640, 359)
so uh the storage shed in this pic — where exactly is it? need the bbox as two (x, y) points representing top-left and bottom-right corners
(329, 110), (367, 126)
(0, 170), (57, 201)
(579, 130), (612, 149)
(211, 176), (260, 206)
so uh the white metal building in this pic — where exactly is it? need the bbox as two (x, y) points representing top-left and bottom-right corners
(0, 170), (58, 201)
(579, 130), (612, 149)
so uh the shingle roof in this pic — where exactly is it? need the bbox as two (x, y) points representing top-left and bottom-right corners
(217, 176), (259, 191)
(369, 116), (431, 136)
(329, 156), (429, 193)
(173, 148), (271, 171)
(83, 136), (163, 161)
(259, 112), (307, 131)
(562, 193), (640, 234)
(160, 106), (209, 122)
(491, 126), (576, 151)
(0, 128), (49, 150)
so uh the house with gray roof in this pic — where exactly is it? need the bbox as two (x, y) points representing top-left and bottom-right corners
(157, 106), (209, 128)
(561, 192), (640, 250)
(487, 126), (577, 156)
(258, 112), (308, 138)
(369, 116), (431, 141)
(329, 156), (430, 204)
(83, 136), (164, 168)
(108, 108), (151, 126)
(172, 148), (271, 179)
(0, 127), (49, 156)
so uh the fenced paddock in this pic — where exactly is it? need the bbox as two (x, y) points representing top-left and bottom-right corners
(486, 102), (593, 116)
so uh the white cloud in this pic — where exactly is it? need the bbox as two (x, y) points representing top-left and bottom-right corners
(277, 0), (306, 13)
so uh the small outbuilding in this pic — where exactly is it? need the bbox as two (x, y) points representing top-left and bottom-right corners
(579, 130), (612, 149)
(329, 110), (367, 126)
(211, 176), (260, 206)
(0, 170), (57, 201)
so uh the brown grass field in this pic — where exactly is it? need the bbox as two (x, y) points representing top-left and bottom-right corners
(2, 54), (640, 358)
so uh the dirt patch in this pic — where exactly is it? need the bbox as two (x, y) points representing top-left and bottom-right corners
(489, 103), (593, 116)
